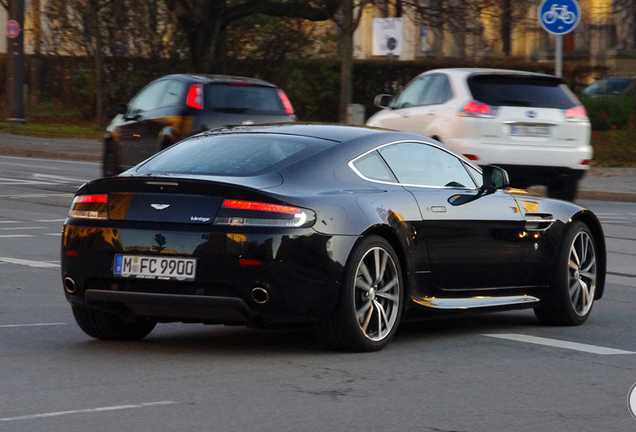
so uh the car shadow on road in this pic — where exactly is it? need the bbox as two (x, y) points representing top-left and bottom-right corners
(67, 309), (542, 356)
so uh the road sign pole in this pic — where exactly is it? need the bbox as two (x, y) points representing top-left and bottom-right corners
(538, 0), (580, 78)
(555, 35), (563, 77)
(6, 0), (25, 124)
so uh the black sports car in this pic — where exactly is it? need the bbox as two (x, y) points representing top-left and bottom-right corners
(61, 124), (606, 352)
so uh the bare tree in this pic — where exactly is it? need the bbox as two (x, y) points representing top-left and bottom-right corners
(164, 0), (340, 73)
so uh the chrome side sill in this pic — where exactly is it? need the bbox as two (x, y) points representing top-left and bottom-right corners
(414, 295), (540, 310)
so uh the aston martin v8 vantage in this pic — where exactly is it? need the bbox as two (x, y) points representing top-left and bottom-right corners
(61, 124), (606, 352)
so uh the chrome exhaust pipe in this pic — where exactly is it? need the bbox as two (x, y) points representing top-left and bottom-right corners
(251, 287), (270, 304)
(64, 277), (77, 294)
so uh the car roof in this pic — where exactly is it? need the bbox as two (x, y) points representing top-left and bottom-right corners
(201, 123), (391, 144)
(160, 74), (278, 87)
(426, 68), (558, 79)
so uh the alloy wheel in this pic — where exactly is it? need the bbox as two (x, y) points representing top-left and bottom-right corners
(568, 231), (597, 316)
(353, 246), (401, 341)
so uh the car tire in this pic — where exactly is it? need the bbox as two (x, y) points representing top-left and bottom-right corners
(316, 235), (403, 352)
(534, 221), (598, 326)
(547, 178), (578, 201)
(72, 305), (156, 340)
(102, 142), (121, 177)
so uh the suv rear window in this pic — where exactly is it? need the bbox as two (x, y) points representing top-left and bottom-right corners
(205, 84), (286, 115)
(136, 133), (335, 176)
(467, 75), (577, 109)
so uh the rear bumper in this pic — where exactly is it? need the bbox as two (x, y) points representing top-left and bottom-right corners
(444, 137), (592, 171)
(62, 223), (356, 325)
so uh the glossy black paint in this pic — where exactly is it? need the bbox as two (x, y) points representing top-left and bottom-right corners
(63, 124), (606, 328)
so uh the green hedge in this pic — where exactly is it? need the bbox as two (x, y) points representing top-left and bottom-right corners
(579, 95), (636, 130)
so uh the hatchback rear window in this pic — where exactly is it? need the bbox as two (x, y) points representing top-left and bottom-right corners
(205, 84), (287, 115)
(136, 133), (335, 176)
(467, 75), (577, 109)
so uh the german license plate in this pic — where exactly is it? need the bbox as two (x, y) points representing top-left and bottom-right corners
(114, 255), (197, 281)
(510, 125), (550, 137)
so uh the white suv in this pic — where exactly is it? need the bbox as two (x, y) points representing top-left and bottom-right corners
(366, 68), (592, 201)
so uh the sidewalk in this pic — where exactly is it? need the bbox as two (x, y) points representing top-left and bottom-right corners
(0, 132), (634, 202)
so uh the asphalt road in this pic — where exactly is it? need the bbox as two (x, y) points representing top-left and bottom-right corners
(1, 156), (635, 431)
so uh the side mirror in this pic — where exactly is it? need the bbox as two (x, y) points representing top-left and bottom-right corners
(374, 94), (393, 109)
(481, 165), (509, 190)
(116, 103), (128, 115)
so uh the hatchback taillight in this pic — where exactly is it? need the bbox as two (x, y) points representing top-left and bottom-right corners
(459, 100), (498, 118)
(69, 194), (108, 219)
(213, 199), (315, 228)
(566, 106), (587, 119)
(187, 84), (204, 109)
(277, 89), (295, 115)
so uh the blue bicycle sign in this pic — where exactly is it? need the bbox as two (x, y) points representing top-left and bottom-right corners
(539, 0), (580, 35)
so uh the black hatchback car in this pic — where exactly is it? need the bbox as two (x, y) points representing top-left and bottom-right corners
(103, 74), (296, 176)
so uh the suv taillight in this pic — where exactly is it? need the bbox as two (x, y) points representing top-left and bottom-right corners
(187, 84), (204, 109)
(277, 89), (295, 115)
(566, 106), (587, 119)
(459, 101), (498, 118)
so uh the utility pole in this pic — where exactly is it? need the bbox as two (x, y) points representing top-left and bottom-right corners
(6, 0), (26, 123)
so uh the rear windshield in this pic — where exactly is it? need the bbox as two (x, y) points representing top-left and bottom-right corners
(205, 84), (286, 115)
(467, 75), (577, 109)
(136, 133), (335, 176)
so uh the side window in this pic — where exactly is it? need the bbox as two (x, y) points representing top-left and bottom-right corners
(391, 76), (432, 109)
(419, 74), (452, 106)
(465, 162), (483, 186)
(378, 142), (477, 188)
(158, 80), (187, 108)
(128, 80), (168, 113)
(351, 151), (396, 182)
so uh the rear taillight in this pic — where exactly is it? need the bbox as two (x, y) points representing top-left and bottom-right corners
(566, 106), (587, 119)
(187, 84), (204, 109)
(214, 199), (315, 228)
(463, 154), (480, 161)
(277, 89), (295, 115)
(69, 194), (108, 219)
(459, 100), (497, 118)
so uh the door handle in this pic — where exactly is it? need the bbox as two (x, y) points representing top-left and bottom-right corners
(431, 206), (447, 213)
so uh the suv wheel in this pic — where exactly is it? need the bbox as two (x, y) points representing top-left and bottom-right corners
(547, 177), (578, 201)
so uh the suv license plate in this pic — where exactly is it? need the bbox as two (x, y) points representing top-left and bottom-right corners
(510, 125), (550, 137)
(114, 255), (197, 281)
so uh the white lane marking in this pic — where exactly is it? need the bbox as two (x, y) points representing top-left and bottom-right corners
(44, 233), (62, 236)
(0, 323), (66, 328)
(0, 227), (48, 231)
(35, 219), (66, 222)
(0, 235), (34, 238)
(0, 401), (178, 422)
(0, 221), (21, 224)
(0, 257), (59, 268)
(483, 333), (636, 355)
(0, 160), (62, 169)
(0, 193), (74, 199)
(32, 173), (90, 183)
(0, 155), (99, 165)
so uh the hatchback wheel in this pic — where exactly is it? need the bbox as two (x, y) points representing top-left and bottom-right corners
(102, 143), (121, 177)
(317, 236), (403, 352)
(72, 305), (156, 340)
(534, 221), (597, 325)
